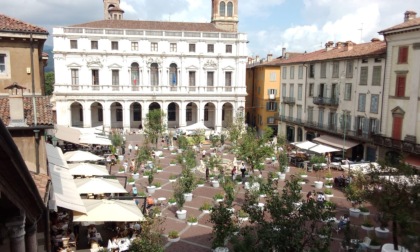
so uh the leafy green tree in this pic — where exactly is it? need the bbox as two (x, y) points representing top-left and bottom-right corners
(129, 217), (164, 252)
(136, 145), (152, 168)
(176, 148), (197, 193)
(44, 72), (54, 95)
(144, 109), (166, 148)
(109, 130), (123, 154)
(277, 135), (288, 173)
(236, 127), (274, 174)
(177, 135), (189, 150)
(210, 202), (238, 249)
(226, 113), (245, 150)
(191, 129), (205, 147)
(206, 155), (224, 178)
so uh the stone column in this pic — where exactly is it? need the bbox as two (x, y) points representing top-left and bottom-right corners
(123, 103), (131, 132)
(198, 102), (205, 124)
(103, 105), (111, 132)
(179, 102), (186, 128)
(25, 223), (38, 252)
(215, 103), (222, 133)
(6, 215), (26, 252)
(83, 105), (92, 128)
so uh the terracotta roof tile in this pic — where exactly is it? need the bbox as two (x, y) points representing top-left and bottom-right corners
(30, 172), (50, 204)
(70, 19), (227, 32)
(0, 13), (48, 34)
(265, 41), (386, 66)
(23, 97), (54, 126)
(379, 17), (420, 34)
(0, 98), (10, 125)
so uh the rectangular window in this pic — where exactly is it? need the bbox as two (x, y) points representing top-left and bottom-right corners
(207, 44), (214, 53)
(318, 109), (324, 126)
(282, 83), (286, 97)
(298, 65), (303, 79)
(309, 83), (314, 97)
(170, 43), (177, 52)
(346, 60), (353, 78)
(131, 42), (138, 51)
(288, 105), (293, 117)
(308, 107), (314, 123)
(309, 64), (315, 78)
(332, 61), (339, 78)
(358, 94), (366, 112)
(320, 62), (327, 78)
(396, 74), (406, 97)
(267, 117), (275, 124)
(282, 67), (287, 79)
(297, 105), (302, 121)
(280, 104), (285, 116)
(112, 70), (119, 86)
(70, 40), (78, 49)
(372, 66), (382, 86)
(92, 70), (99, 85)
(225, 71), (232, 91)
(0, 54), (6, 73)
(71, 69), (79, 85)
(344, 83), (352, 100)
(266, 102), (277, 111)
(79, 108), (83, 122)
(318, 83), (325, 97)
(91, 41), (98, 50)
(189, 71), (196, 86)
(359, 66), (368, 85)
(116, 108), (122, 122)
(290, 66), (295, 79)
(133, 107), (141, 121)
(289, 84), (294, 98)
(268, 89), (276, 95)
(226, 44), (232, 53)
(186, 108), (192, 121)
(111, 41), (118, 50)
(298, 84), (303, 101)
(204, 108), (209, 121)
(189, 44), (196, 52)
(151, 42), (158, 51)
(398, 46), (408, 64)
(270, 72), (276, 82)
(207, 71), (214, 89)
(370, 94), (379, 114)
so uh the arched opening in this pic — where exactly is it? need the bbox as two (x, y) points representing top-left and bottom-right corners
(131, 62), (139, 90)
(227, 2), (233, 17)
(186, 102), (198, 125)
(149, 102), (161, 111)
(286, 125), (295, 142)
(150, 63), (159, 89)
(167, 102), (180, 129)
(297, 127), (303, 142)
(90, 102), (103, 128)
(204, 102), (216, 129)
(219, 1), (226, 16)
(222, 103), (233, 128)
(169, 63), (177, 86)
(130, 102), (142, 130)
(70, 102), (83, 127)
(110, 102), (123, 129)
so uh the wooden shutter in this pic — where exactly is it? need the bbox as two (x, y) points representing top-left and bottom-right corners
(392, 116), (403, 140)
(398, 47), (408, 64)
(396, 75), (406, 97)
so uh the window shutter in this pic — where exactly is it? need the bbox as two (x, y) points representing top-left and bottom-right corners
(396, 75), (406, 96)
(266, 102), (269, 111)
(362, 118), (369, 134)
(273, 102), (278, 111)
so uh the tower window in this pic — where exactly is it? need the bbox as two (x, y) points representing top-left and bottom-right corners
(227, 2), (233, 17)
(219, 1), (226, 16)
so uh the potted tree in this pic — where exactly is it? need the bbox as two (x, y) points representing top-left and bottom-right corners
(277, 149), (288, 181)
(146, 169), (156, 193)
(324, 188), (333, 200)
(311, 155), (326, 189)
(132, 168), (140, 180)
(167, 230), (180, 242)
(173, 184), (187, 220)
(344, 181), (365, 218)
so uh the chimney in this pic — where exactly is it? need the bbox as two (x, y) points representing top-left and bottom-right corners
(371, 38), (380, 42)
(282, 48), (286, 57)
(247, 57), (253, 65)
(5, 83), (27, 127)
(325, 41), (334, 51)
(404, 10), (417, 22)
(255, 55), (260, 63)
(335, 42), (343, 49)
(267, 53), (273, 62)
(345, 41), (354, 51)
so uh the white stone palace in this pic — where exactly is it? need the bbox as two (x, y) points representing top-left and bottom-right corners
(53, 0), (247, 133)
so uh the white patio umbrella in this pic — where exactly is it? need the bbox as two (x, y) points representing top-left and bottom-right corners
(68, 163), (109, 176)
(309, 144), (340, 154)
(74, 178), (127, 194)
(291, 141), (318, 151)
(64, 150), (104, 162)
(73, 199), (145, 222)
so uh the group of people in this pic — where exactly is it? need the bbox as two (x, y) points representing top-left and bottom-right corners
(334, 173), (352, 188)
(306, 190), (326, 207)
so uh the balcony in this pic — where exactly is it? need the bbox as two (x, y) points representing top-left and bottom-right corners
(269, 94), (275, 100)
(282, 96), (296, 104)
(372, 135), (420, 154)
(313, 96), (339, 107)
(55, 84), (246, 95)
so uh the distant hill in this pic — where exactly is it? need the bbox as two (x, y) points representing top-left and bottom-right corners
(44, 45), (54, 73)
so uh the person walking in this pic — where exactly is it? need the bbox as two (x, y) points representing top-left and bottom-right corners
(231, 166), (237, 180)
(128, 144), (133, 154)
(134, 144), (139, 155)
(240, 162), (246, 183)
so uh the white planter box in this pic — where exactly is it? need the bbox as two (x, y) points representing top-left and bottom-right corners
(325, 177), (333, 182)
(349, 208), (361, 217)
(381, 243), (407, 252)
(169, 179), (176, 182)
(279, 173), (286, 180)
(197, 184), (205, 187)
(132, 174), (140, 180)
(170, 163), (176, 166)
(212, 180), (220, 188)
(147, 186), (156, 194)
(168, 237), (180, 242)
(361, 225), (374, 231)
(187, 221), (198, 226)
(176, 209), (187, 219)
(202, 210), (211, 214)
(238, 217), (249, 222)
(183, 193), (193, 202)
(375, 227), (390, 239)
(325, 185), (333, 189)
(300, 174), (308, 179)
(314, 181), (324, 189)
(285, 166), (290, 173)
(168, 202), (177, 206)
(128, 182), (135, 185)
(215, 198), (224, 203)
(298, 181), (306, 185)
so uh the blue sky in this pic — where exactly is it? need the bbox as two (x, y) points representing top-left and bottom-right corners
(3, 0), (420, 58)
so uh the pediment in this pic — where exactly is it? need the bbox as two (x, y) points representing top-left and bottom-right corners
(222, 65), (235, 71)
(66, 62), (82, 68)
(391, 106), (405, 116)
(186, 65), (199, 70)
(108, 63), (123, 69)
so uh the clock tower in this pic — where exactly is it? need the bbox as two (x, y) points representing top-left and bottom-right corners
(211, 0), (238, 32)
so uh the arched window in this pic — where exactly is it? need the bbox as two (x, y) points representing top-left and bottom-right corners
(131, 63), (139, 86)
(169, 63), (177, 86)
(150, 63), (159, 86)
(219, 1), (226, 16)
(227, 2), (233, 17)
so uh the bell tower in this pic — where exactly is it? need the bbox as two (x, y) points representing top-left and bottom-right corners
(211, 0), (238, 32)
(103, 0), (124, 20)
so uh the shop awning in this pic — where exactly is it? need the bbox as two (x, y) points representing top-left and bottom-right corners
(405, 154), (420, 169)
(46, 144), (86, 213)
(54, 125), (111, 146)
(313, 135), (360, 150)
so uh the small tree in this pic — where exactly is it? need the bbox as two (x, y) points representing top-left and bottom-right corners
(44, 71), (55, 95)
(210, 202), (237, 249)
(206, 155), (224, 179)
(222, 178), (237, 208)
(136, 145), (152, 169)
(177, 135), (189, 150)
(210, 134), (220, 148)
(343, 170), (366, 209)
(191, 129), (205, 148)
(109, 130), (123, 154)
(173, 183), (186, 210)
(144, 109), (166, 149)
(129, 217), (164, 252)
(226, 113), (245, 150)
